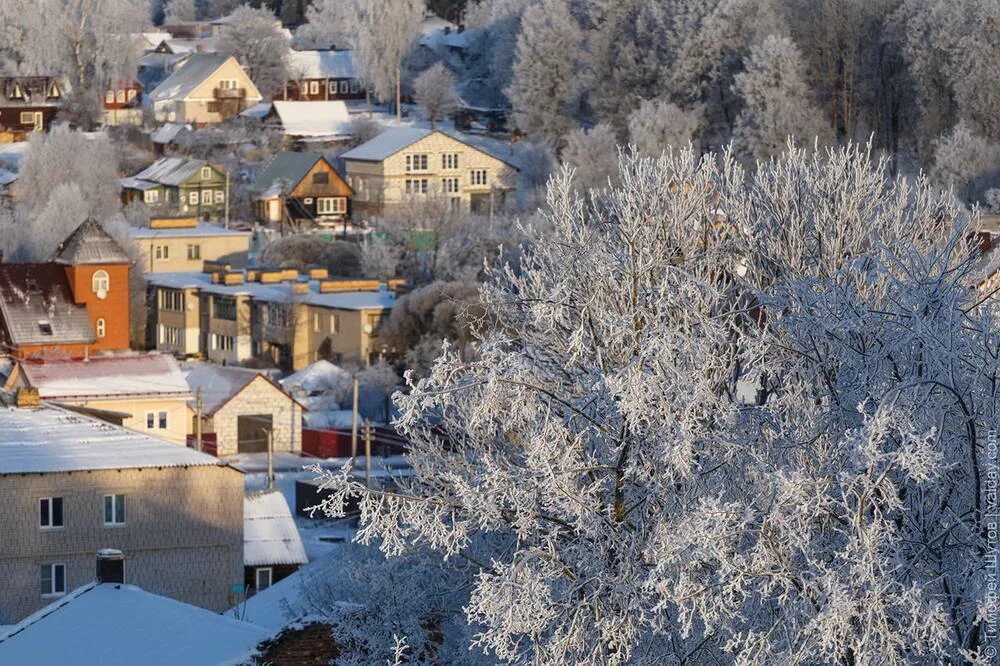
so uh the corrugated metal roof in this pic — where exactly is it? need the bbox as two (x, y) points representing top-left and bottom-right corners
(244, 490), (308, 566)
(149, 53), (231, 102)
(252, 152), (323, 193)
(183, 365), (266, 415)
(340, 127), (433, 162)
(0, 404), (227, 474)
(131, 157), (210, 187)
(287, 50), (356, 79)
(0, 263), (96, 346)
(51, 219), (131, 266)
(18, 353), (191, 400)
(270, 101), (352, 137)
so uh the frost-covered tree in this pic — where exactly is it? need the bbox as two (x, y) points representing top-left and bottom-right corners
(163, 0), (197, 22)
(413, 63), (458, 129)
(361, 233), (403, 281)
(733, 34), (829, 161)
(951, 2), (1000, 142)
(930, 120), (1000, 203)
(506, 0), (585, 148)
(627, 99), (702, 156)
(217, 6), (290, 95)
(316, 144), (996, 663)
(465, 0), (536, 98)
(560, 123), (620, 191)
(294, 0), (354, 50)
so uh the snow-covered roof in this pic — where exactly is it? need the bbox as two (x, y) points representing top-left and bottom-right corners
(0, 264), (95, 346)
(341, 127), (434, 162)
(0, 583), (270, 666)
(271, 101), (352, 138)
(18, 353), (191, 400)
(128, 157), (215, 187)
(281, 360), (350, 394)
(147, 271), (398, 312)
(183, 365), (299, 416)
(0, 169), (16, 186)
(0, 403), (227, 474)
(287, 50), (357, 80)
(150, 122), (191, 144)
(149, 53), (232, 102)
(244, 490), (308, 567)
(241, 102), (271, 120)
(51, 218), (130, 265)
(130, 222), (251, 239)
(303, 409), (354, 429)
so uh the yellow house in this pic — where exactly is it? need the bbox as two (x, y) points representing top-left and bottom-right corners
(6, 353), (193, 444)
(341, 128), (518, 217)
(131, 217), (252, 273)
(149, 53), (263, 125)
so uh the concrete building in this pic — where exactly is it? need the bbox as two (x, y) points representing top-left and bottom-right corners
(147, 269), (401, 371)
(0, 401), (244, 623)
(184, 365), (303, 457)
(341, 128), (518, 217)
(130, 218), (251, 273)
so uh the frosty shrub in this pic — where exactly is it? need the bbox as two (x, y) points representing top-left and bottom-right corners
(316, 143), (998, 664)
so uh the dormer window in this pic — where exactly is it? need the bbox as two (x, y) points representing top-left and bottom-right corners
(48, 82), (60, 98)
(200, 166), (212, 180)
(92, 270), (110, 299)
(10, 83), (23, 100)
(38, 320), (53, 336)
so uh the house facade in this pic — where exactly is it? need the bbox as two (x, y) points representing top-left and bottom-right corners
(282, 50), (364, 101)
(131, 217), (251, 273)
(121, 158), (228, 221)
(102, 79), (144, 126)
(0, 219), (131, 359)
(252, 152), (353, 230)
(146, 270), (399, 371)
(0, 402), (244, 622)
(243, 491), (307, 595)
(0, 77), (66, 141)
(149, 54), (262, 126)
(341, 128), (518, 217)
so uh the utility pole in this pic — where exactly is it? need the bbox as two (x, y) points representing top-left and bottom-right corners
(195, 388), (203, 452)
(266, 428), (274, 490)
(350, 375), (359, 467)
(363, 420), (373, 489)
(224, 170), (230, 229)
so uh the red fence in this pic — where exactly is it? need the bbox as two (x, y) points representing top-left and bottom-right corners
(186, 433), (218, 457)
(302, 426), (407, 459)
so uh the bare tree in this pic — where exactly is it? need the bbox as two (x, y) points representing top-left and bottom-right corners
(413, 62), (458, 129)
(217, 5), (290, 96)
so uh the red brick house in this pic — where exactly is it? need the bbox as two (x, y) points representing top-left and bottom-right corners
(0, 219), (131, 359)
(0, 77), (67, 141)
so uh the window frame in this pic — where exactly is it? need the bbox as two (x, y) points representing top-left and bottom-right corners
(96, 318), (106, 338)
(104, 494), (126, 526)
(41, 563), (66, 597)
(255, 567), (273, 591)
(92, 270), (110, 295)
(39, 497), (64, 529)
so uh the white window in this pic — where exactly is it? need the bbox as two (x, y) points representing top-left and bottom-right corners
(313, 312), (320, 332)
(405, 179), (428, 195)
(116, 89), (125, 103)
(317, 197), (345, 214)
(442, 177), (459, 194)
(187, 244), (201, 260)
(201, 190), (212, 205)
(329, 314), (339, 333)
(213, 334), (234, 351)
(470, 169), (488, 186)
(349, 79), (360, 93)
(214, 190), (224, 203)
(201, 166), (212, 180)
(19, 111), (34, 124)
(328, 81), (337, 94)
(442, 153), (459, 170)
(105, 90), (114, 104)
(309, 81), (319, 94)
(154, 245), (169, 260)
(127, 89), (137, 101)
(405, 154), (428, 172)
(339, 80), (349, 94)
(104, 494), (126, 525)
(143, 189), (159, 204)
(255, 567), (272, 591)
(40, 497), (64, 529)
(158, 411), (168, 429)
(219, 79), (238, 89)
(92, 270), (110, 297)
(41, 564), (66, 597)
(303, 197), (314, 205)
(11, 83), (23, 99)
(96, 318), (106, 338)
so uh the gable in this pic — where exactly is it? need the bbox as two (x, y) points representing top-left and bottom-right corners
(290, 158), (352, 198)
(188, 58), (262, 101)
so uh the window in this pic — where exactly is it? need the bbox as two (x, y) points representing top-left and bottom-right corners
(312, 172), (329, 185)
(127, 89), (137, 101)
(143, 189), (159, 204)
(313, 312), (320, 332)
(442, 153), (459, 170)
(92, 270), (110, 296)
(159, 325), (183, 346)
(188, 191), (199, 205)
(19, 111), (34, 124)
(187, 244), (201, 260)
(48, 82), (60, 98)
(104, 494), (126, 525)
(154, 245), (169, 260)
(339, 80), (349, 94)
(328, 81), (337, 94)
(405, 179), (428, 195)
(317, 197), (345, 214)
(96, 318), (106, 338)
(219, 79), (238, 90)
(146, 412), (155, 429)
(201, 166), (212, 180)
(303, 197), (313, 205)
(213, 334), (234, 351)
(158, 411), (168, 429)
(201, 190), (212, 205)
(40, 497), (64, 529)
(116, 89), (125, 104)
(11, 83), (23, 100)
(41, 564), (65, 597)
(309, 81), (318, 94)
(405, 154), (428, 172)
(214, 190), (224, 203)
(255, 567), (272, 591)
(160, 289), (183, 311)
(329, 314), (340, 333)
(470, 169), (488, 186)
(38, 321), (53, 336)
(213, 296), (237, 321)
(349, 79), (360, 93)
(442, 177), (459, 194)
(105, 90), (114, 104)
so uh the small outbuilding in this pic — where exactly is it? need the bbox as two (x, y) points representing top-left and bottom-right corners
(244, 490), (308, 595)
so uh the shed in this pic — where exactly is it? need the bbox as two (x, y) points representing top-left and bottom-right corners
(244, 490), (308, 595)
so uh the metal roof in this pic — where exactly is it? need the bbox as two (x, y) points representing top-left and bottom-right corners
(18, 353), (191, 400)
(252, 152), (323, 193)
(0, 264), (95, 346)
(244, 490), (308, 566)
(340, 127), (433, 162)
(50, 218), (131, 266)
(130, 157), (212, 187)
(287, 49), (357, 79)
(148, 53), (232, 102)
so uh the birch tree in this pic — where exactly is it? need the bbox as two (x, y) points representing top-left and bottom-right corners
(627, 99), (702, 156)
(315, 143), (997, 663)
(413, 62), (458, 129)
(216, 5), (290, 96)
(163, 0), (197, 22)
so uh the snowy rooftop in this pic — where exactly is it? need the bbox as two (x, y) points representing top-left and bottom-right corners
(149, 122), (191, 144)
(146, 271), (398, 311)
(340, 127), (433, 162)
(0, 583), (270, 666)
(17, 353), (191, 400)
(287, 50), (357, 80)
(281, 360), (351, 395)
(184, 364), (267, 414)
(149, 53), (231, 102)
(244, 490), (308, 567)
(127, 157), (214, 187)
(271, 101), (352, 138)
(130, 222), (251, 239)
(0, 403), (226, 474)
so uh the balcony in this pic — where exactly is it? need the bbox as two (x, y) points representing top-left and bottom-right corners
(213, 87), (246, 99)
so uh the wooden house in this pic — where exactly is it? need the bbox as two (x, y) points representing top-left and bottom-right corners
(282, 50), (364, 102)
(0, 77), (67, 142)
(103, 79), (144, 126)
(148, 53), (262, 126)
(121, 158), (228, 221)
(252, 152), (353, 230)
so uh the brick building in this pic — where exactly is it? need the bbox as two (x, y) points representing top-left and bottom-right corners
(0, 401), (244, 623)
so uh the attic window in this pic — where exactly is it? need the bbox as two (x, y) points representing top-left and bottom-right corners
(312, 172), (329, 185)
(38, 320), (53, 336)
(48, 82), (60, 98)
(201, 166), (212, 180)
(26, 278), (40, 292)
(10, 83), (23, 99)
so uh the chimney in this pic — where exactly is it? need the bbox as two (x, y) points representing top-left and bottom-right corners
(16, 387), (39, 409)
(96, 549), (125, 584)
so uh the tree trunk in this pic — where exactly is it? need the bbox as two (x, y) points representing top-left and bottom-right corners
(396, 65), (402, 123)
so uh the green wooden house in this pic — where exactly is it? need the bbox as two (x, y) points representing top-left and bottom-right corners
(121, 157), (228, 221)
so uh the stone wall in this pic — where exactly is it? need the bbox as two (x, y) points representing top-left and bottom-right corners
(212, 376), (302, 456)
